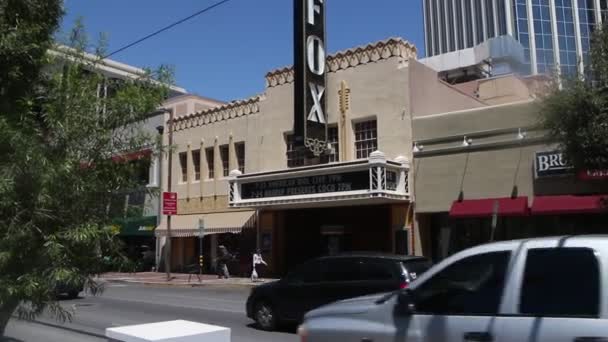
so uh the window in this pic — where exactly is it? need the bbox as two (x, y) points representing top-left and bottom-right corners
(354, 120), (377, 159)
(414, 251), (511, 315)
(323, 258), (362, 282)
(322, 126), (339, 163)
(192, 150), (201, 181)
(236, 142), (245, 173)
(205, 148), (214, 179)
(220, 145), (229, 177)
(286, 134), (305, 168)
(288, 260), (323, 284)
(359, 260), (395, 281)
(520, 248), (599, 317)
(179, 152), (187, 183)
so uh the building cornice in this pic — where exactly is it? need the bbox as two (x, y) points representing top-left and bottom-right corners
(265, 37), (417, 88)
(172, 95), (264, 131)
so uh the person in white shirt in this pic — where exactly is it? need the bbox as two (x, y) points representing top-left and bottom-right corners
(251, 249), (268, 282)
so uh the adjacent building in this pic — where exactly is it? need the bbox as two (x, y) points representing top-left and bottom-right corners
(423, 0), (608, 76)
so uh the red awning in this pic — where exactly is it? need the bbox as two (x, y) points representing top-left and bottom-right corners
(111, 149), (152, 163)
(449, 197), (529, 218)
(531, 195), (608, 215)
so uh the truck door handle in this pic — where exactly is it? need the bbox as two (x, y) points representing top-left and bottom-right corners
(464, 332), (493, 342)
(574, 338), (608, 342)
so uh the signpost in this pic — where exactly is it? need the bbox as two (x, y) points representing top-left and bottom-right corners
(198, 218), (205, 276)
(162, 192), (178, 215)
(294, 0), (328, 156)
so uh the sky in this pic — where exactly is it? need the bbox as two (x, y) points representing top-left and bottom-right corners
(60, 0), (424, 102)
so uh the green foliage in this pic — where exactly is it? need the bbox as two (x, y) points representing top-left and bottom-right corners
(0, 0), (174, 333)
(541, 25), (608, 170)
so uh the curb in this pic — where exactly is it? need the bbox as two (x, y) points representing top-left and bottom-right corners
(101, 278), (264, 289)
(24, 319), (106, 340)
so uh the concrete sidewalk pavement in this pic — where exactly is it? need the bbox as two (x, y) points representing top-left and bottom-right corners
(99, 272), (277, 288)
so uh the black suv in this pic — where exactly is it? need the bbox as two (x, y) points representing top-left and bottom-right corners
(246, 253), (431, 330)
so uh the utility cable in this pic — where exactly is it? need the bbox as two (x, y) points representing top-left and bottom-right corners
(103, 0), (232, 59)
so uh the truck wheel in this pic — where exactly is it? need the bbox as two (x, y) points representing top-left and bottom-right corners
(255, 301), (277, 331)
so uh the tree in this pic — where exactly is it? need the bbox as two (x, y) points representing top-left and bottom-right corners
(541, 25), (608, 171)
(0, 1), (173, 335)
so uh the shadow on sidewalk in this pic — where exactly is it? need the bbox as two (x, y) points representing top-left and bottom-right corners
(1, 338), (25, 342)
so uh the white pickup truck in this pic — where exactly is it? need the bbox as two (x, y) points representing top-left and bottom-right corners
(299, 236), (608, 342)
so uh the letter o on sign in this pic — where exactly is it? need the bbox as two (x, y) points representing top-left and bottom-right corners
(307, 35), (326, 75)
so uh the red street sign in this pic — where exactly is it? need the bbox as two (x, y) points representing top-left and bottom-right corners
(162, 192), (178, 216)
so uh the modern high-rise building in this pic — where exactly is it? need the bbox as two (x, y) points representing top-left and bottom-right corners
(423, 0), (608, 75)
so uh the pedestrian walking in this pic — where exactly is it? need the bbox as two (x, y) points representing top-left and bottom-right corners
(216, 245), (232, 279)
(251, 249), (268, 282)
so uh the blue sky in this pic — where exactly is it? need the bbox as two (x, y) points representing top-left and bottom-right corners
(61, 0), (424, 102)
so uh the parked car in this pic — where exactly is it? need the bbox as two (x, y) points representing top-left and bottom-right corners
(299, 235), (608, 342)
(246, 253), (431, 330)
(55, 280), (84, 299)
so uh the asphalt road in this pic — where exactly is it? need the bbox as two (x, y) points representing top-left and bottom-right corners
(6, 283), (297, 342)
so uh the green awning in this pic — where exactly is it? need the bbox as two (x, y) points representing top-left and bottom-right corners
(114, 216), (157, 237)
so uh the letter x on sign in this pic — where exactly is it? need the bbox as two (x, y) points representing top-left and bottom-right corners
(308, 82), (326, 124)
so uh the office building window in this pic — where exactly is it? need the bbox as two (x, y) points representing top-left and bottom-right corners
(236, 142), (245, 173)
(514, 0), (531, 72)
(497, 0), (507, 35)
(322, 126), (339, 163)
(534, 0), (555, 74)
(475, 0), (484, 44)
(447, 0), (455, 52)
(578, 0), (596, 73)
(440, 0), (448, 53)
(556, 0), (577, 75)
(432, 0), (440, 55)
(465, 0), (474, 48)
(456, 0), (465, 49)
(179, 152), (188, 183)
(192, 150), (201, 181)
(220, 145), (229, 177)
(286, 135), (306, 168)
(205, 148), (214, 179)
(355, 120), (378, 160)
(425, 0), (434, 56)
(486, 0), (496, 38)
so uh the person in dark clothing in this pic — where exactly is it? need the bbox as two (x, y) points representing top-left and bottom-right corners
(217, 245), (232, 279)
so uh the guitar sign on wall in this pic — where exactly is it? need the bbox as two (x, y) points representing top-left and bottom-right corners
(293, 0), (328, 156)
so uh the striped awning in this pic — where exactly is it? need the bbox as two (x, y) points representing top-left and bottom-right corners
(155, 211), (256, 237)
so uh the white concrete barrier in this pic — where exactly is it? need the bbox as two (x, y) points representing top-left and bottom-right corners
(106, 320), (231, 342)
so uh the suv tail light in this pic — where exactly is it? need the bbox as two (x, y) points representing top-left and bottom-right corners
(400, 282), (408, 289)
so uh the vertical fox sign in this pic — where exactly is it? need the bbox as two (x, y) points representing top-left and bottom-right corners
(294, 0), (328, 156)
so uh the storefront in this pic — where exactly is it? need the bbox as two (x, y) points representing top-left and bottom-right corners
(154, 210), (256, 275)
(113, 215), (157, 271)
(229, 151), (413, 276)
(413, 98), (608, 261)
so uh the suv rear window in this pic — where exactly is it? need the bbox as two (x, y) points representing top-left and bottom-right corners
(520, 247), (600, 317)
(402, 259), (432, 281)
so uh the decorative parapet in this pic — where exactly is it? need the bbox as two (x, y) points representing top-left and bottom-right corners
(265, 37), (417, 88)
(171, 95), (263, 131)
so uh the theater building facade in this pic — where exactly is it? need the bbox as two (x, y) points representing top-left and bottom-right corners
(155, 38), (419, 276)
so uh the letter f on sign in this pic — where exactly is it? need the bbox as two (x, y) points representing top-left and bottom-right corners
(308, 0), (323, 25)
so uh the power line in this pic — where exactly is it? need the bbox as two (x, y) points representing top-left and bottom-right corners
(103, 0), (232, 59)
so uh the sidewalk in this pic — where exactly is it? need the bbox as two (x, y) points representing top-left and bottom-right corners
(99, 272), (277, 288)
